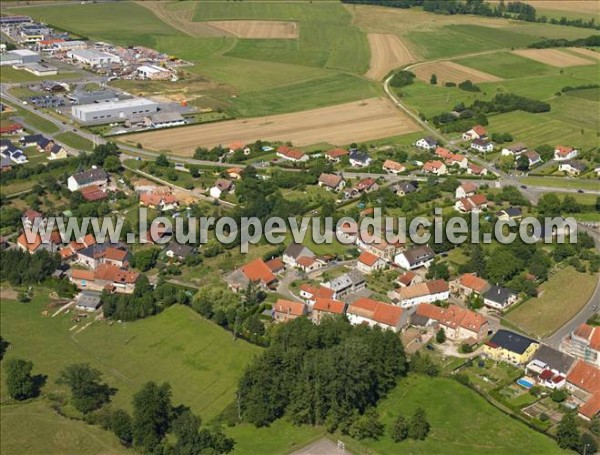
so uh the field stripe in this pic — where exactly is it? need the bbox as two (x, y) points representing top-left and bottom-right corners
(365, 33), (417, 80)
(512, 49), (595, 67)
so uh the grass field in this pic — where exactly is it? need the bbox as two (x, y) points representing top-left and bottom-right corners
(457, 51), (555, 79)
(55, 132), (94, 151)
(1, 400), (129, 455)
(343, 375), (563, 454)
(0, 294), (260, 420)
(2, 102), (60, 135)
(521, 177), (600, 191)
(505, 267), (598, 338)
(0, 66), (81, 84)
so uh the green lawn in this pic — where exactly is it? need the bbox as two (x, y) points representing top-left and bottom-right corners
(456, 52), (555, 79)
(521, 176), (600, 191)
(343, 375), (563, 454)
(0, 295), (260, 420)
(55, 132), (95, 151)
(0, 66), (81, 84)
(2, 103), (60, 135)
(1, 400), (129, 455)
(505, 267), (599, 338)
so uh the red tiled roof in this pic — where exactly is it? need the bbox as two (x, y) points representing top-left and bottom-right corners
(358, 251), (380, 267)
(17, 233), (42, 252)
(580, 393), (600, 419)
(459, 273), (490, 293)
(95, 263), (139, 284)
(313, 297), (345, 315)
(567, 360), (600, 395)
(459, 182), (478, 193)
(574, 323), (594, 340)
(241, 258), (277, 285)
(274, 299), (305, 317)
(423, 160), (444, 172)
(383, 159), (405, 172)
(326, 148), (348, 158)
(71, 269), (95, 281)
(265, 257), (285, 273)
(397, 271), (416, 286)
(23, 209), (43, 222)
(416, 302), (445, 320)
(472, 125), (487, 136)
(468, 163), (486, 175)
(80, 185), (107, 202)
(0, 123), (23, 134)
(590, 328), (600, 351)
(372, 303), (403, 327)
(297, 256), (317, 268)
(319, 173), (343, 188)
(277, 146), (306, 160)
(103, 247), (128, 262)
(314, 286), (335, 299)
(356, 178), (376, 191)
(556, 145), (573, 155)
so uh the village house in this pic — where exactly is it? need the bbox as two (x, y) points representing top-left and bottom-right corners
(467, 163), (488, 176)
(523, 150), (542, 167)
(484, 285), (518, 310)
(382, 159), (406, 174)
(227, 257), (278, 292)
(346, 297), (406, 333)
(59, 234), (96, 260)
(414, 303), (489, 343)
(462, 125), (487, 141)
(348, 150), (372, 168)
(311, 297), (346, 324)
(325, 148), (348, 163)
(75, 243), (130, 270)
(496, 207), (523, 221)
(394, 182), (417, 197)
(1, 145), (27, 164)
(422, 160), (447, 175)
(164, 242), (195, 262)
(265, 257), (285, 276)
(226, 167), (244, 180)
(299, 284), (335, 306)
(455, 182), (478, 199)
(561, 323), (600, 368)
(483, 329), (539, 364)
(140, 192), (178, 211)
(396, 271), (422, 288)
(283, 242), (316, 268)
(395, 245), (435, 270)
(67, 167), (108, 192)
(435, 147), (468, 169)
(450, 273), (490, 301)
(22, 209), (45, 230)
(470, 138), (494, 153)
(48, 143), (67, 160)
(70, 263), (140, 294)
(342, 187), (359, 200)
(554, 145), (578, 161)
(455, 194), (489, 213)
(209, 179), (234, 199)
(336, 219), (358, 243)
(357, 232), (397, 262)
(501, 142), (527, 157)
(565, 360), (600, 421)
(276, 145), (309, 163)
(296, 256), (323, 273)
(525, 345), (575, 391)
(356, 251), (386, 274)
(415, 136), (438, 150)
(74, 291), (103, 312)
(0, 123), (24, 135)
(272, 299), (307, 323)
(355, 177), (378, 193)
(322, 270), (366, 300)
(392, 279), (449, 308)
(558, 160), (586, 176)
(318, 173), (345, 192)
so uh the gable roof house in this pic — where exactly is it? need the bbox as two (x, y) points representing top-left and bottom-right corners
(396, 271), (422, 288)
(356, 251), (387, 274)
(554, 145), (578, 161)
(348, 150), (372, 168)
(322, 270), (366, 300)
(483, 329), (539, 364)
(470, 138), (494, 153)
(484, 285), (518, 311)
(311, 297), (346, 324)
(325, 148), (348, 163)
(462, 125), (487, 141)
(356, 177), (378, 193)
(70, 263), (139, 294)
(415, 136), (438, 150)
(526, 345), (575, 391)
(299, 284), (335, 306)
(558, 160), (586, 176)
(392, 279), (449, 308)
(357, 232), (398, 262)
(276, 145), (309, 163)
(455, 182), (478, 199)
(467, 163), (488, 176)
(1, 146), (27, 164)
(394, 245), (435, 270)
(164, 242), (195, 261)
(566, 360), (600, 420)
(67, 168), (108, 192)
(455, 194), (489, 213)
(318, 173), (345, 192)
(227, 257), (278, 291)
(48, 143), (67, 160)
(209, 179), (234, 199)
(501, 142), (527, 157)
(394, 181), (417, 197)
(523, 150), (542, 167)
(0, 123), (24, 135)
(414, 303), (489, 343)
(140, 192), (178, 211)
(450, 273), (491, 301)
(382, 159), (406, 174)
(435, 147), (468, 169)
(496, 207), (523, 221)
(422, 160), (447, 175)
(561, 323), (600, 368)
(283, 243), (316, 268)
(272, 299), (307, 323)
(75, 243), (130, 270)
(346, 297), (406, 332)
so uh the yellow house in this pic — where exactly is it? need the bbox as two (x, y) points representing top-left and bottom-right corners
(483, 329), (539, 364)
(48, 145), (68, 160)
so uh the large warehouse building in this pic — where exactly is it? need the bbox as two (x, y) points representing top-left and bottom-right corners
(71, 98), (159, 124)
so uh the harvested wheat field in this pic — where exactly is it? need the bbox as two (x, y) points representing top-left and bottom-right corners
(365, 34), (417, 80)
(412, 61), (502, 84)
(206, 20), (298, 39)
(126, 98), (420, 155)
(521, 1), (599, 14)
(568, 47), (600, 60)
(512, 49), (595, 67)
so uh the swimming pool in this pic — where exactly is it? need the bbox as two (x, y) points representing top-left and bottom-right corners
(517, 378), (534, 389)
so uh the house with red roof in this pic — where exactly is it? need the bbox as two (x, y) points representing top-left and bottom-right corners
(356, 177), (378, 193)
(272, 298), (307, 323)
(455, 182), (478, 199)
(139, 192), (178, 210)
(346, 297), (406, 332)
(325, 148), (348, 163)
(356, 251), (386, 274)
(414, 303), (489, 343)
(227, 258), (278, 291)
(299, 283), (335, 306)
(395, 271), (422, 288)
(391, 279), (449, 308)
(434, 147), (468, 169)
(382, 159), (406, 174)
(462, 125), (487, 141)
(70, 263), (139, 294)
(276, 145), (309, 163)
(561, 323), (600, 368)
(566, 360), (600, 420)
(554, 145), (578, 161)
(318, 173), (345, 192)
(467, 163), (488, 176)
(450, 273), (491, 301)
(0, 123), (24, 135)
(455, 194), (489, 213)
(311, 297), (346, 324)
(422, 160), (447, 175)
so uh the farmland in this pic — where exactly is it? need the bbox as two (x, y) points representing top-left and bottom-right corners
(504, 267), (599, 338)
(365, 33), (417, 80)
(411, 61), (502, 84)
(456, 52), (555, 79)
(125, 97), (421, 155)
(512, 48), (595, 67)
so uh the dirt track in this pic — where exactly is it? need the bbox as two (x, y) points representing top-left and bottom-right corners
(207, 20), (298, 39)
(125, 98), (421, 155)
(412, 61), (502, 84)
(512, 49), (595, 67)
(365, 33), (417, 80)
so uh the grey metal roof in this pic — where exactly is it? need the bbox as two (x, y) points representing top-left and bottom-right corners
(484, 285), (516, 304)
(488, 329), (535, 355)
(532, 345), (575, 374)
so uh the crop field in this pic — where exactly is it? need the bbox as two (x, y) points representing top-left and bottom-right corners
(365, 33), (417, 80)
(513, 49), (595, 67)
(456, 51), (555, 79)
(411, 61), (502, 84)
(505, 267), (598, 338)
(568, 47), (600, 60)
(125, 97), (421, 154)
(207, 20), (298, 39)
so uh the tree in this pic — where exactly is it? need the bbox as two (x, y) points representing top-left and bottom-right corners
(557, 413), (581, 450)
(408, 408), (430, 440)
(110, 409), (133, 446)
(155, 153), (170, 167)
(538, 193), (561, 217)
(561, 195), (581, 214)
(551, 389), (567, 402)
(132, 248), (159, 272)
(5, 358), (36, 400)
(132, 381), (173, 451)
(436, 328), (446, 344)
(590, 417), (600, 436)
(348, 408), (385, 441)
(57, 363), (113, 413)
(516, 154), (530, 171)
(0, 337), (9, 360)
(103, 155), (121, 172)
(391, 415), (409, 442)
(430, 74), (437, 85)
(578, 433), (597, 455)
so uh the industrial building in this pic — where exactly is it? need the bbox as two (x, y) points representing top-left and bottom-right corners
(71, 98), (159, 124)
(68, 89), (121, 105)
(0, 49), (40, 66)
(137, 64), (171, 80)
(53, 40), (87, 52)
(22, 63), (58, 77)
(67, 49), (120, 67)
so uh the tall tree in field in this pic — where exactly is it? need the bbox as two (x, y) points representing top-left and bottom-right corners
(57, 363), (113, 413)
(408, 408), (430, 440)
(132, 381), (173, 451)
(557, 413), (580, 450)
(5, 358), (36, 400)
(391, 415), (409, 442)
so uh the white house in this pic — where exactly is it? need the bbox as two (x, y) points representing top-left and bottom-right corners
(462, 125), (487, 141)
(554, 146), (578, 161)
(392, 279), (449, 309)
(415, 137), (438, 150)
(346, 298), (405, 333)
(470, 139), (494, 153)
(483, 285), (518, 310)
(422, 160), (447, 175)
(276, 145), (309, 162)
(356, 251), (386, 274)
(318, 173), (345, 192)
(559, 160), (586, 176)
(348, 150), (372, 167)
(501, 143), (527, 157)
(395, 245), (435, 270)
(382, 159), (406, 174)
(523, 151), (542, 167)
(455, 182), (477, 199)
(209, 179), (234, 199)
(67, 168), (108, 192)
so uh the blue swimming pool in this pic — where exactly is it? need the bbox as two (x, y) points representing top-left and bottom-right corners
(517, 378), (534, 389)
